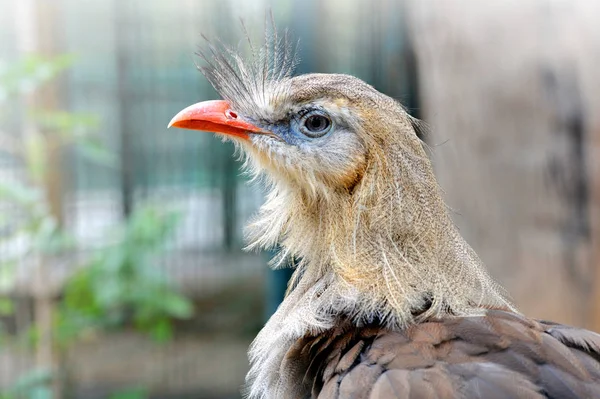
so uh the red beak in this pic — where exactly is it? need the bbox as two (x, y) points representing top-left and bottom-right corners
(168, 100), (263, 140)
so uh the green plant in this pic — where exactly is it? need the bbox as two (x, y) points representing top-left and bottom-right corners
(0, 54), (107, 399)
(0, 55), (104, 301)
(57, 206), (193, 344)
(0, 55), (74, 101)
(0, 55), (192, 398)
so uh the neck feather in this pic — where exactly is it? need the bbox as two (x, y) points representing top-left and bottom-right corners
(246, 130), (514, 327)
(243, 126), (516, 399)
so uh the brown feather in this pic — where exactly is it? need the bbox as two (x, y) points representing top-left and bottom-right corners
(282, 310), (600, 398)
(338, 364), (383, 398)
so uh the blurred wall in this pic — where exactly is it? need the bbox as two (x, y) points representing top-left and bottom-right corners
(406, 0), (600, 328)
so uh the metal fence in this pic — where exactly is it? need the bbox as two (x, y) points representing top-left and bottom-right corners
(0, 0), (416, 397)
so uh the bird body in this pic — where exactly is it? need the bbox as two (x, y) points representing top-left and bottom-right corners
(284, 309), (600, 398)
(169, 28), (600, 398)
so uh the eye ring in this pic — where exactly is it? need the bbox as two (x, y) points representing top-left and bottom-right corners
(298, 110), (332, 138)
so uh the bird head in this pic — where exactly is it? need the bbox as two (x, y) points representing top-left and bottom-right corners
(169, 73), (402, 200)
(169, 30), (514, 327)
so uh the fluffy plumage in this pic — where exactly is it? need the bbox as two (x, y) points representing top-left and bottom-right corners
(185, 26), (600, 399)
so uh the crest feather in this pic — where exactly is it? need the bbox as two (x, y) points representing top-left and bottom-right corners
(196, 17), (300, 119)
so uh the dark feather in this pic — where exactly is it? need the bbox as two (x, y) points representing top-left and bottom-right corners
(282, 310), (600, 398)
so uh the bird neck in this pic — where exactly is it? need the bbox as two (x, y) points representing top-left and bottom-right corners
(243, 131), (516, 399)
(247, 133), (514, 328)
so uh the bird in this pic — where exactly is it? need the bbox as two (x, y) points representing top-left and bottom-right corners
(168, 28), (600, 399)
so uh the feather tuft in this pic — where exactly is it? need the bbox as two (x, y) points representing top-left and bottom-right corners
(196, 17), (299, 120)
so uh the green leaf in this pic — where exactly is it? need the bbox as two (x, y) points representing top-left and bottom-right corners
(0, 54), (76, 99)
(23, 132), (47, 183)
(146, 318), (172, 343)
(161, 294), (194, 319)
(94, 277), (123, 308)
(0, 298), (14, 316)
(0, 262), (17, 292)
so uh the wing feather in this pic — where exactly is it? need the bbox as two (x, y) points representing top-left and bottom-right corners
(283, 310), (600, 398)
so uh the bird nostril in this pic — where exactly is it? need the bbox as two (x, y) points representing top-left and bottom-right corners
(226, 110), (238, 119)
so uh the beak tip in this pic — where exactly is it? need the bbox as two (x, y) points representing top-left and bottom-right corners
(167, 114), (180, 129)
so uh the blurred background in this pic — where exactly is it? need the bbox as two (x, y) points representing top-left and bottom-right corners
(0, 0), (599, 398)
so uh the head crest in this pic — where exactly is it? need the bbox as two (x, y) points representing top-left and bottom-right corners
(196, 18), (300, 118)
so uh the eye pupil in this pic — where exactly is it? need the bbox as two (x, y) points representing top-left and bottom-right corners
(305, 115), (330, 134)
(296, 111), (333, 139)
(309, 117), (321, 129)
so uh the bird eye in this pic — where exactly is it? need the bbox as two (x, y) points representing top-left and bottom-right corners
(299, 111), (332, 138)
